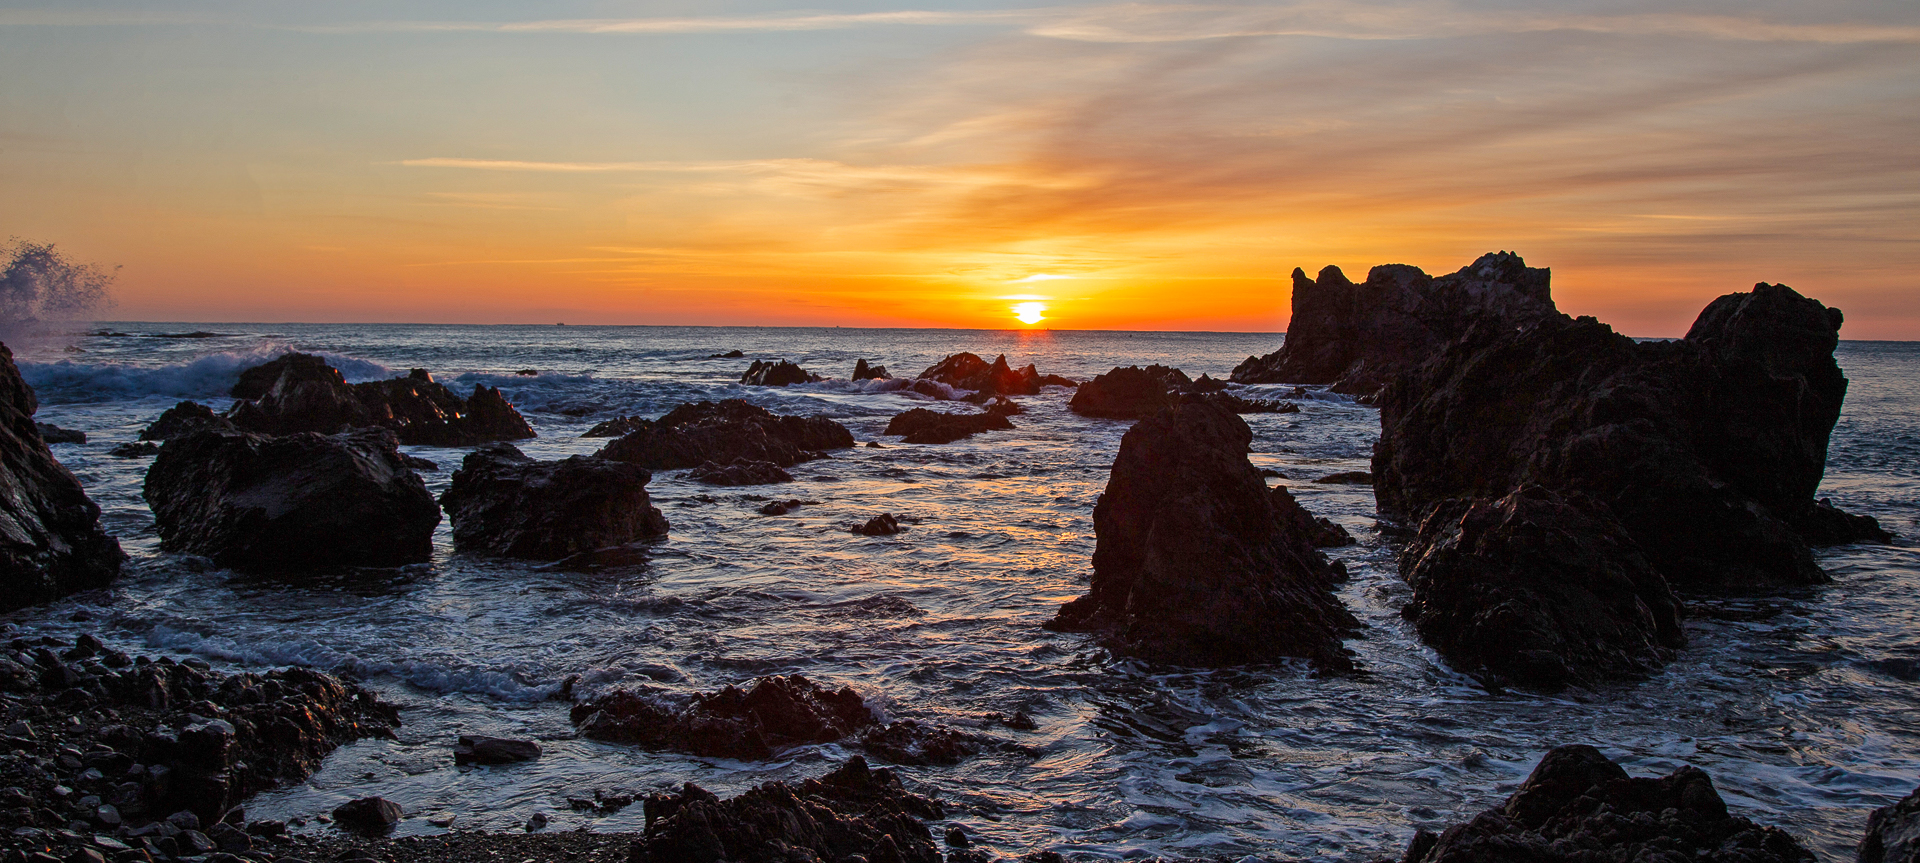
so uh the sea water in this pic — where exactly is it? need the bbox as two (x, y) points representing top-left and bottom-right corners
(7, 324), (1918, 861)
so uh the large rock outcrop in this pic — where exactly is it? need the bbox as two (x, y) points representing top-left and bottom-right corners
(1376, 283), (1887, 592)
(916, 353), (1073, 399)
(1860, 784), (1920, 863)
(632, 757), (942, 863)
(1232, 251), (1560, 395)
(0, 341), (124, 612)
(594, 400), (854, 469)
(1399, 744), (1814, 863)
(1046, 400), (1358, 670)
(143, 428), (441, 571)
(1399, 486), (1685, 690)
(739, 359), (821, 387)
(138, 400), (236, 441)
(1069, 365), (1293, 419)
(226, 355), (535, 446)
(438, 443), (669, 559)
(883, 407), (1013, 444)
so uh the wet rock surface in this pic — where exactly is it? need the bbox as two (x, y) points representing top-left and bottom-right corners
(0, 635), (400, 857)
(581, 416), (646, 438)
(0, 342), (123, 613)
(853, 358), (892, 381)
(1270, 485), (1355, 548)
(1860, 783), (1920, 863)
(1048, 400), (1358, 670)
(1399, 486), (1685, 690)
(917, 353), (1073, 399)
(143, 428), (441, 571)
(1231, 251), (1561, 395)
(633, 756), (942, 863)
(1375, 282), (1887, 590)
(226, 355), (536, 446)
(439, 443), (669, 559)
(1400, 744), (1815, 863)
(594, 400), (854, 470)
(739, 359), (821, 387)
(854, 513), (905, 536)
(685, 459), (794, 486)
(454, 735), (541, 766)
(884, 408), (1014, 444)
(107, 441), (161, 458)
(570, 675), (982, 765)
(138, 401), (237, 441)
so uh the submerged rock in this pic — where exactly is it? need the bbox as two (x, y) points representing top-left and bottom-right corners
(453, 735), (542, 765)
(739, 359), (821, 386)
(1231, 251), (1560, 396)
(0, 341), (124, 612)
(571, 675), (979, 765)
(1400, 486), (1685, 690)
(1401, 744), (1814, 863)
(917, 352), (1073, 398)
(143, 428), (441, 571)
(139, 400), (237, 441)
(226, 356), (536, 446)
(595, 400), (854, 470)
(1375, 282), (1887, 591)
(633, 757), (942, 863)
(884, 407), (1014, 444)
(1047, 400), (1358, 670)
(686, 458), (794, 486)
(439, 443), (669, 559)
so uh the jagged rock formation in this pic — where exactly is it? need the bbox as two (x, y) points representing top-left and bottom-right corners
(143, 429), (441, 571)
(1400, 744), (1815, 863)
(883, 408), (1013, 444)
(739, 359), (822, 386)
(1047, 400), (1357, 670)
(1070, 365), (1294, 419)
(226, 355), (535, 446)
(594, 400), (854, 469)
(852, 358), (891, 380)
(632, 757), (942, 863)
(1231, 251), (1560, 396)
(917, 353), (1074, 399)
(1271, 484), (1355, 548)
(438, 443), (669, 559)
(0, 341), (123, 612)
(138, 400), (235, 441)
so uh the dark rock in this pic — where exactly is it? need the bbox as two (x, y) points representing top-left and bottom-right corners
(1403, 744), (1814, 863)
(1069, 365), (1191, 419)
(0, 341), (124, 613)
(1231, 251), (1560, 395)
(633, 757), (941, 863)
(708, 350), (745, 359)
(1047, 400), (1357, 670)
(945, 826), (970, 848)
(884, 408), (1014, 444)
(34, 424), (84, 444)
(571, 675), (978, 766)
(739, 359), (821, 387)
(595, 400), (854, 470)
(331, 797), (401, 835)
(853, 358), (892, 381)
(439, 443), (668, 559)
(206, 821), (249, 852)
(226, 355), (536, 446)
(106, 442), (160, 459)
(1313, 471), (1372, 485)
(855, 514), (904, 536)
(686, 459), (793, 486)
(1860, 783), (1920, 863)
(1271, 485), (1354, 548)
(917, 353), (1072, 398)
(1375, 282), (1886, 590)
(982, 396), (1023, 417)
(138, 401), (236, 441)
(1400, 486), (1685, 690)
(143, 428), (441, 571)
(400, 454), (437, 471)
(453, 735), (541, 765)
(757, 499), (806, 516)
(514, 369), (538, 376)
(582, 416), (647, 438)
(1198, 392), (1298, 414)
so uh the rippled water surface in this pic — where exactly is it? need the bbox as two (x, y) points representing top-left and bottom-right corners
(8, 325), (1918, 861)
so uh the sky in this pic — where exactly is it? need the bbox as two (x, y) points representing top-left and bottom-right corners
(1, 1), (1915, 336)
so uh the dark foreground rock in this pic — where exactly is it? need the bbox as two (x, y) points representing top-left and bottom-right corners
(1860, 783), (1920, 863)
(0, 635), (400, 844)
(1399, 486), (1685, 690)
(454, 735), (542, 765)
(1047, 400), (1358, 670)
(0, 342), (124, 612)
(686, 459), (794, 486)
(138, 400), (236, 441)
(1070, 365), (1294, 419)
(1271, 485), (1355, 548)
(884, 407), (1014, 444)
(595, 400), (854, 470)
(226, 355), (536, 446)
(1376, 282), (1888, 591)
(1400, 744), (1814, 863)
(439, 443), (669, 559)
(1232, 251), (1560, 396)
(334, 796), (404, 835)
(634, 757), (941, 863)
(571, 675), (983, 766)
(144, 428), (441, 571)
(33, 422), (83, 444)
(583, 416), (647, 438)
(917, 353), (1073, 399)
(739, 359), (822, 386)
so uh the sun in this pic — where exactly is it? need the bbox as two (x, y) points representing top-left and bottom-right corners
(1012, 302), (1047, 325)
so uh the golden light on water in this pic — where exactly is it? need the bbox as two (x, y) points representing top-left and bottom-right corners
(1013, 302), (1047, 325)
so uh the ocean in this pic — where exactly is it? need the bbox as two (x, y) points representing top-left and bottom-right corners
(7, 323), (1918, 861)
